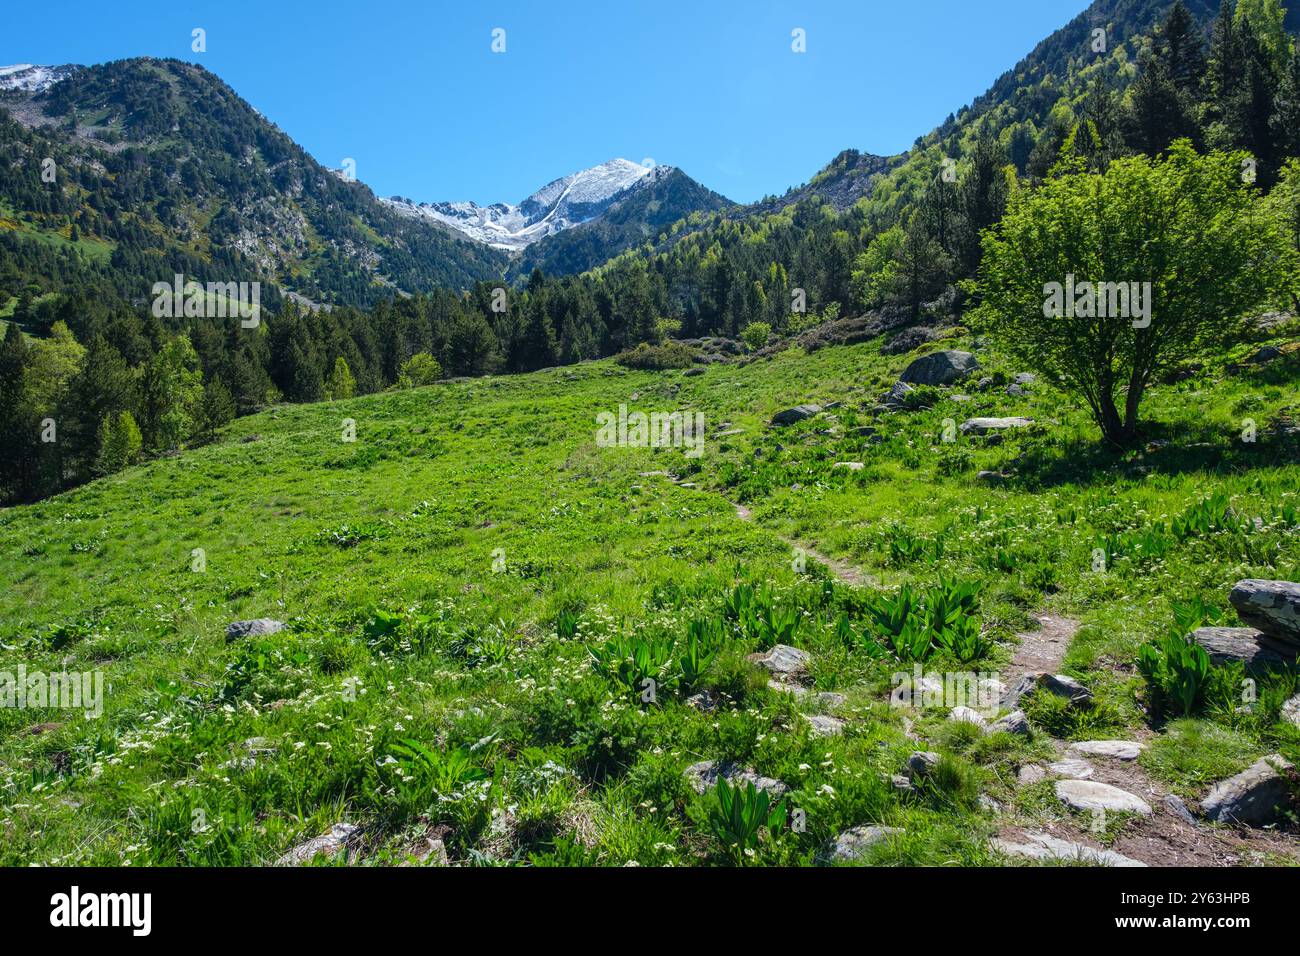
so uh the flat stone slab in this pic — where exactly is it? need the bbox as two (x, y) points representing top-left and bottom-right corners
(1200, 755), (1294, 826)
(1047, 757), (1094, 779)
(1055, 780), (1152, 815)
(226, 618), (285, 642)
(683, 760), (788, 797)
(822, 825), (903, 862)
(1017, 764), (1047, 787)
(1192, 626), (1297, 669)
(992, 832), (1146, 867)
(1069, 740), (1146, 761)
(1229, 579), (1300, 643)
(748, 644), (811, 677)
(960, 416), (1034, 436)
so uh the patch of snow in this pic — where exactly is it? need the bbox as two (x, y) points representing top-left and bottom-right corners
(383, 158), (659, 250)
(0, 64), (81, 93)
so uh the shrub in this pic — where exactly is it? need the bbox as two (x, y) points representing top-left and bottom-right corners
(741, 321), (772, 351)
(613, 341), (696, 370)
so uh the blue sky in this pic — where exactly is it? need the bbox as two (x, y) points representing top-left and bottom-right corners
(3, 1), (1091, 204)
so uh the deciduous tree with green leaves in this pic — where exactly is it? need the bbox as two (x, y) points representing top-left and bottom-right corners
(976, 142), (1296, 446)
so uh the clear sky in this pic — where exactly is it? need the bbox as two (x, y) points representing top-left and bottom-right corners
(2, 1), (1091, 204)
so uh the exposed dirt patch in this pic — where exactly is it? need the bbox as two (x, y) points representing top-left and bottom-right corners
(1006, 613), (1078, 680)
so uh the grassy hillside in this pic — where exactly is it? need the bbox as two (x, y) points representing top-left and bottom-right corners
(1, 324), (1298, 866)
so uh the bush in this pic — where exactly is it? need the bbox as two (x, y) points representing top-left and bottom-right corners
(613, 342), (696, 370)
(741, 321), (772, 351)
(397, 352), (442, 388)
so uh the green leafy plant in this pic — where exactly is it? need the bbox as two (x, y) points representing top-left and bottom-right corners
(706, 779), (787, 864)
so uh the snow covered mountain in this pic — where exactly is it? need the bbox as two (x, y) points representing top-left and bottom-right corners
(0, 63), (81, 93)
(383, 158), (659, 250)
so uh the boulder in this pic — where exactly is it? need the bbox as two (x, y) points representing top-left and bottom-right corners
(1055, 780), (1152, 815)
(226, 618), (285, 642)
(1229, 579), (1300, 643)
(683, 759), (788, 797)
(748, 644), (811, 678)
(906, 751), (940, 778)
(960, 417), (1035, 436)
(899, 350), (979, 386)
(1200, 755), (1294, 826)
(1038, 673), (1093, 705)
(771, 404), (822, 426)
(991, 710), (1030, 737)
(822, 825), (903, 863)
(992, 832), (1146, 867)
(1068, 740), (1145, 761)
(1192, 626), (1297, 669)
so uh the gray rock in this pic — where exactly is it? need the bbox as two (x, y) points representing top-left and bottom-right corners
(1013, 372), (1037, 385)
(979, 794), (1003, 814)
(1047, 757), (1095, 780)
(805, 714), (846, 738)
(1200, 755), (1295, 826)
(1005, 384), (1027, 397)
(684, 760), (788, 797)
(683, 367), (705, 376)
(949, 706), (988, 728)
(815, 691), (848, 709)
(748, 643), (810, 678)
(823, 825), (903, 862)
(976, 470), (1007, 482)
(1055, 780), (1152, 815)
(275, 823), (359, 866)
(899, 350), (980, 386)
(833, 461), (865, 471)
(1229, 579), (1300, 643)
(907, 751), (940, 778)
(686, 689), (720, 713)
(1163, 794), (1198, 826)
(890, 773), (916, 794)
(1192, 626), (1298, 668)
(1069, 740), (1145, 761)
(992, 832), (1146, 867)
(771, 404), (823, 426)
(1017, 764), (1047, 787)
(1282, 693), (1300, 727)
(991, 710), (1031, 736)
(960, 416), (1035, 436)
(226, 618), (286, 642)
(1000, 674), (1040, 709)
(881, 380), (915, 407)
(767, 679), (807, 698)
(1038, 673), (1093, 704)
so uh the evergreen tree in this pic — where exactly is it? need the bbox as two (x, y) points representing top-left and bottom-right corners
(324, 356), (356, 400)
(93, 410), (142, 476)
(200, 376), (236, 437)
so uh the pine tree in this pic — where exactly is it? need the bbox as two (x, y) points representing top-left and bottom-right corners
(93, 410), (142, 476)
(200, 376), (236, 437)
(1271, 41), (1300, 159)
(0, 322), (36, 501)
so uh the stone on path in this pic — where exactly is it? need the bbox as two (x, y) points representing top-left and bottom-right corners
(1047, 757), (1094, 780)
(1068, 740), (1145, 761)
(1038, 673), (1092, 704)
(1200, 755), (1295, 827)
(992, 832), (1146, 867)
(1017, 764), (1047, 787)
(1163, 794), (1198, 826)
(1055, 780), (1152, 815)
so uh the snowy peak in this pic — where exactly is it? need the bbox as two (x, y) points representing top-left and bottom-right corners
(0, 63), (81, 93)
(382, 158), (658, 250)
